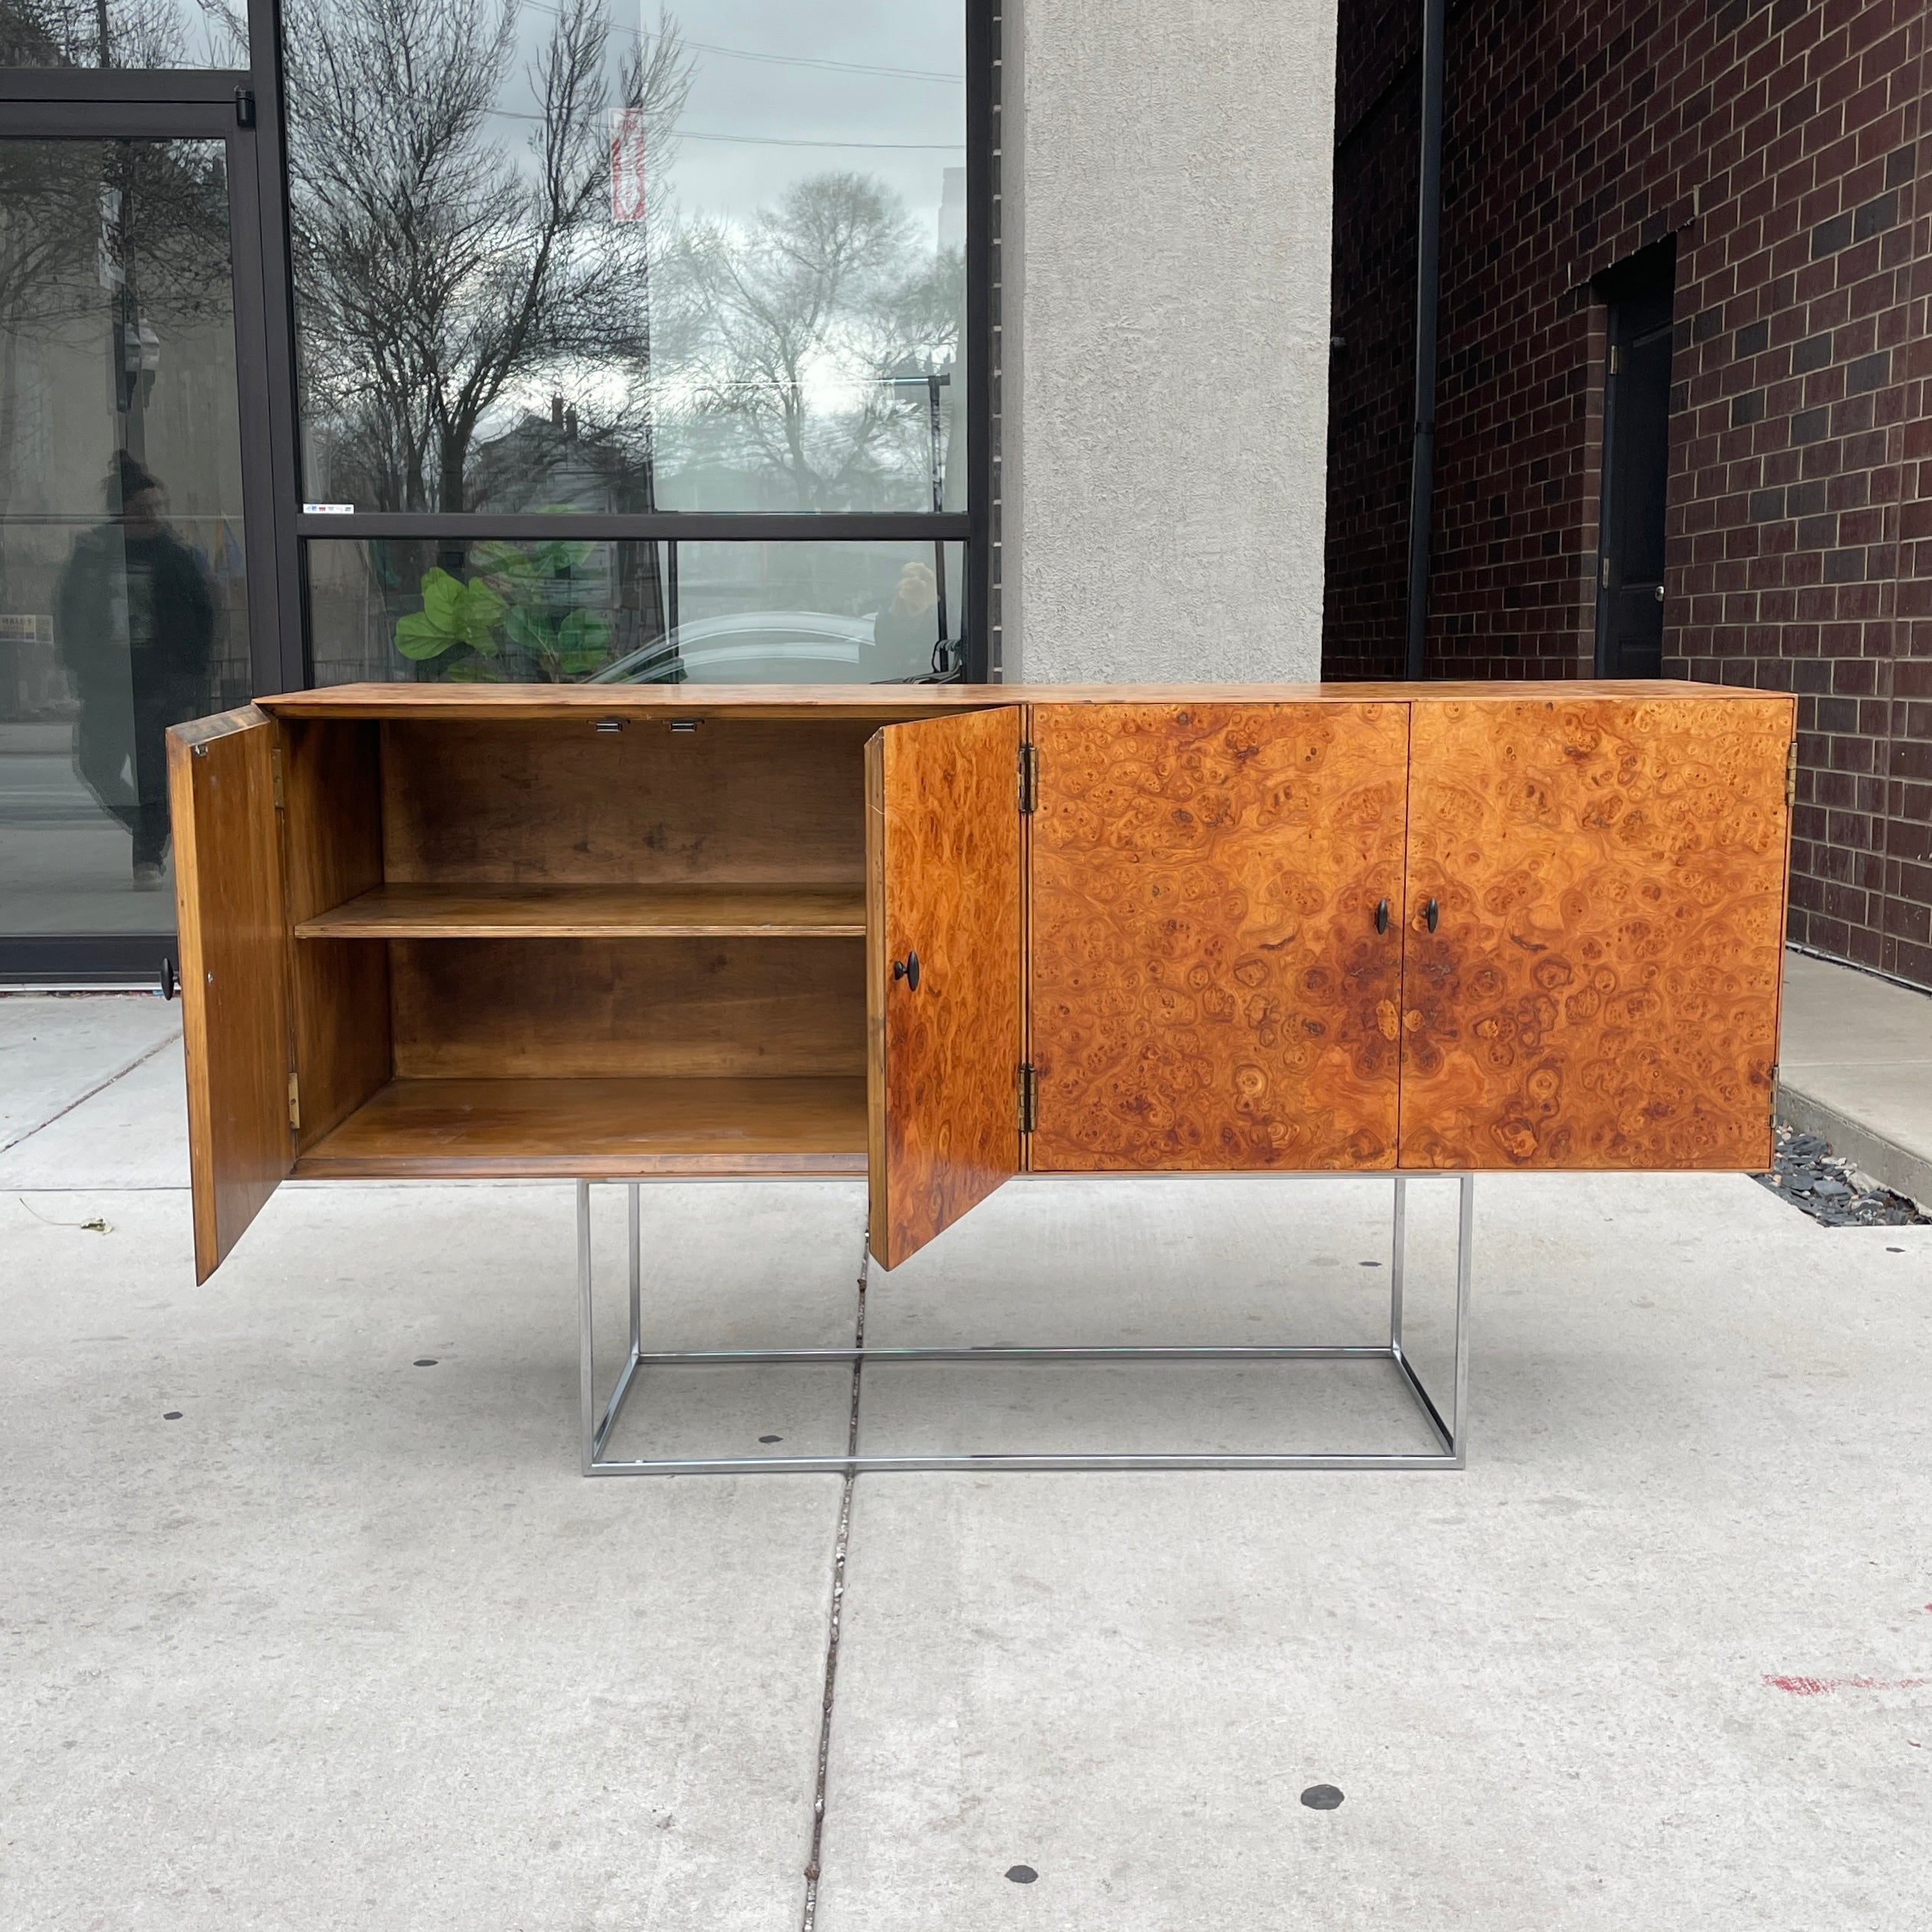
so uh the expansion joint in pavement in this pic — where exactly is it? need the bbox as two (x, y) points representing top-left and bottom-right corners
(800, 1232), (870, 1930)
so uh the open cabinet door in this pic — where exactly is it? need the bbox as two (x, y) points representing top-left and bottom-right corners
(168, 705), (292, 1282)
(867, 706), (1025, 1269)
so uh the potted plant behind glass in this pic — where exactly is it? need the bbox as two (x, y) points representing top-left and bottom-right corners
(393, 536), (614, 681)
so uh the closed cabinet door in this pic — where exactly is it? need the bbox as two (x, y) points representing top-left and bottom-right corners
(1027, 702), (1410, 1171)
(867, 706), (1026, 1269)
(1398, 695), (1794, 1171)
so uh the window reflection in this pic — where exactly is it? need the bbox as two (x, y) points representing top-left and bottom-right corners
(0, 0), (244, 67)
(0, 138), (246, 939)
(308, 538), (963, 685)
(286, 0), (967, 515)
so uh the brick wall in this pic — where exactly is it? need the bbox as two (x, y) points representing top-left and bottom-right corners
(1325, 0), (1932, 986)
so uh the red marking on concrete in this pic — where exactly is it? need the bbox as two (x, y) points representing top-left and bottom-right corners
(1764, 1674), (1932, 1697)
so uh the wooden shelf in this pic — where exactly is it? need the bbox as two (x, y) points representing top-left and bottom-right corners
(292, 1076), (869, 1179)
(296, 881), (867, 939)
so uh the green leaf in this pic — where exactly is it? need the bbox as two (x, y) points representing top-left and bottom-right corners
(417, 567), (466, 632)
(456, 577), (506, 651)
(474, 546), (540, 596)
(535, 538), (593, 575)
(504, 603), (552, 652)
(395, 610), (458, 660)
(557, 609), (611, 657)
(558, 649), (606, 677)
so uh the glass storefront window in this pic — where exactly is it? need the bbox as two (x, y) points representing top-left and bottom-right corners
(307, 537), (964, 686)
(0, 2), (244, 68)
(283, 0), (966, 515)
(0, 137), (247, 942)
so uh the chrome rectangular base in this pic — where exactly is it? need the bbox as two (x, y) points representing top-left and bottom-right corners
(577, 1174), (1475, 1475)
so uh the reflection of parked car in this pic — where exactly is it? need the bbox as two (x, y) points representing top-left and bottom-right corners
(590, 612), (876, 685)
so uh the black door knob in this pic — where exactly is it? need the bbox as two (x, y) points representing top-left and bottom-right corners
(892, 949), (921, 991)
(1375, 898), (1390, 935)
(1425, 899), (1439, 933)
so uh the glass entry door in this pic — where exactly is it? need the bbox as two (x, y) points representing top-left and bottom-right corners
(0, 119), (257, 981)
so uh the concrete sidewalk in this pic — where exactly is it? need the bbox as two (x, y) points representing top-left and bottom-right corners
(2, 992), (1929, 1929)
(1779, 950), (1932, 1210)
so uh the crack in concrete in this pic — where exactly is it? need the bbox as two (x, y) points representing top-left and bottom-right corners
(800, 1232), (870, 1932)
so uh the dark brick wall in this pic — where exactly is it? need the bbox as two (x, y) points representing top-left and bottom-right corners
(1324, 0), (1932, 986)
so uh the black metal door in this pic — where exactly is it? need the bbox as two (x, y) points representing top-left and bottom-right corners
(0, 101), (278, 984)
(1594, 259), (1675, 679)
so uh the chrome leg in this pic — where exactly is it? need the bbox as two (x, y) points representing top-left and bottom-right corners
(1451, 1169), (1475, 1465)
(580, 1179), (645, 1471)
(628, 1182), (642, 1359)
(577, 1179), (594, 1477)
(1389, 1174), (1408, 1352)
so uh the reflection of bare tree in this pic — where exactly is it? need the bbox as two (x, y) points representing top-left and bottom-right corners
(0, 0), (241, 67)
(0, 134), (228, 615)
(0, 0), (233, 409)
(661, 173), (963, 511)
(267, 0), (690, 511)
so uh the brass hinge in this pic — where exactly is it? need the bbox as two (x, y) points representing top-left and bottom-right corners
(1600, 556), (1611, 589)
(1017, 741), (1038, 815)
(1609, 344), (1620, 374)
(1017, 1062), (1038, 1134)
(1785, 738), (1798, 808)
(270, 745), (286, 811)
(287, 1070), (301, 1132)
(1769, 1061), (1780, 1129)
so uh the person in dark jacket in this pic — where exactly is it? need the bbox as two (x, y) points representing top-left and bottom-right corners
(56, 453), (215, 885)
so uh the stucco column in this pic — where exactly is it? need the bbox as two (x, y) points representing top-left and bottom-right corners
(1000, 0), (1337, 683)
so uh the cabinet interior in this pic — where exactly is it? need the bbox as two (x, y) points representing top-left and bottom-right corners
(281, 711), (887, 1177)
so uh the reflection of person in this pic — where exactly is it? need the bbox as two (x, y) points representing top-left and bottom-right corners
(55, 453), (215, 886)
(870, 561), (941, 672)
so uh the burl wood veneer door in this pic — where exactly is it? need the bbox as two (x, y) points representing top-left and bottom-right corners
(167, 706), (293, 1282)
(1028, 703), (1410, 1170)
(1399, 695), (1795, 1170)
(867, 706), (1025, 1268)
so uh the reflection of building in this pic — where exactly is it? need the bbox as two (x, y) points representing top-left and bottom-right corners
(470, 399), (639, 514)
(939, 167), (966, 254)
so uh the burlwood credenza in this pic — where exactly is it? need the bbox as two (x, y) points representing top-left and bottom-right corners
(168, 681), (1795, 1471)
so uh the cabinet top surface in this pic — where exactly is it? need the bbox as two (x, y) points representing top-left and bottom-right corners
(256, 680), (1794, 721)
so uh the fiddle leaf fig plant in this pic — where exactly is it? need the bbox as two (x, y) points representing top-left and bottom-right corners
(394, 531), (615, 682)
(394, 567), (506, 663)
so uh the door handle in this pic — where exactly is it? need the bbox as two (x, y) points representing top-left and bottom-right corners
(1375, 898), (1390, 935)
(159, 953), (177, 1002)
(1425, 899), (1439, 933)
(892, 949), (921, 991)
